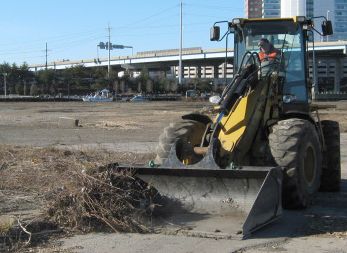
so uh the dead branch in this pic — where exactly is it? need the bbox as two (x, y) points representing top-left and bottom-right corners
(17, 218), (31, 246)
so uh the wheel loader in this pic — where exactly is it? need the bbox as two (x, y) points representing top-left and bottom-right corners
(117, 16), (341, 238)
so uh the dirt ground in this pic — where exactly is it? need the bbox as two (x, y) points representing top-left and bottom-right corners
(0, 101), (346, 252)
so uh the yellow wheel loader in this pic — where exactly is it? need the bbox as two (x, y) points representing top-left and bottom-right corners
(118, 17), (341, 238)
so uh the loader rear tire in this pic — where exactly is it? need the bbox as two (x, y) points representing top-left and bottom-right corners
(155, 119), (206, 165)
(320, 120), (341, 192)
(269, 118), (322, 209)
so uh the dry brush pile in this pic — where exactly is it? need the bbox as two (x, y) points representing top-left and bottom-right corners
(0, 145), (157, 251)
(46, 164), (159, 233)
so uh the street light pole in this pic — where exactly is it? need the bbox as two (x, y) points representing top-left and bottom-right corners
(107, 24), (111, 79)
(178, 0), (183, 86)
(327, 10), (330, 42)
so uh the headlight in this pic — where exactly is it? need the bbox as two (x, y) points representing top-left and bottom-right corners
(283, 94), (297, 103)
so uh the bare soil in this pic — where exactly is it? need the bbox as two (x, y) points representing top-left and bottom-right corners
(0, 101), (346, 252)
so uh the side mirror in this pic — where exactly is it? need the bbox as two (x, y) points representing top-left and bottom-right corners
(210, 26), (220, 41)
(322, 20), (333, 36)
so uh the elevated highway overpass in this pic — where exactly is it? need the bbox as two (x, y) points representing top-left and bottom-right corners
(29, 41), (347, 93)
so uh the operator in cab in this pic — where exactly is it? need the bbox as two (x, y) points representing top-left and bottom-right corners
(258, 38), (282, 76)
(258, 38), (281, 62)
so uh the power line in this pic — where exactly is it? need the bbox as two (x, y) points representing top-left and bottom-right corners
(117, 4), (179, 29)
(0, 31), (105, 55)
(0, 30), (104, 48)
(185, 3), (243, 11)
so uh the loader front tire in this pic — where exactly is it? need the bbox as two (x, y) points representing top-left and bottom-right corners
(155, 119), (206, 165)
(320, 120), (341, 192)
(269, 118), (322, 209)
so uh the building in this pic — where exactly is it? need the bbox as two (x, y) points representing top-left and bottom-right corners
(314, 0), (347, 41)
(262, 0), (281, 17)
(280, 0), (347, 42)
(281, 0), (306, 17)
(245, 0), (347, 42)
(245, 0), (282, 18)
(245, 0), (262, 18)
(334, 0), (347, 41)
(306, 0), (314, 18)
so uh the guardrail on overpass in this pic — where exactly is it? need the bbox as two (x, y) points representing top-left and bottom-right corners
(29, 41), (347, 71)
(29, 47), (234, 71)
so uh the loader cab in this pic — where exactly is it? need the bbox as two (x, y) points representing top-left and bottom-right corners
(231, 18), (310, 115)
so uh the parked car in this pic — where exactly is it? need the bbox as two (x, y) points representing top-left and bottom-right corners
(130, 94), (148, 102)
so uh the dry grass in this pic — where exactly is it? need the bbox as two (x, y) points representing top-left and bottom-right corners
(0, 145), (154, 194)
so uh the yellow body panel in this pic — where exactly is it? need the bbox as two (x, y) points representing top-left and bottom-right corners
(217, 91), (255, 152)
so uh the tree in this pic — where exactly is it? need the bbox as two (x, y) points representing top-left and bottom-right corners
(196, 79), (213, 92)
(37, 69), (55, 94)
(0, 63), (11, 95)
(136, 68), (150, 93)
(8, 63), (19, 94)
(0, 63), (11, 74)
(19, 63), (34, 95)
(30, 83), (39, 96)
(15, 82), (23, 95)
(67, 65), (91, 94)
(59, 69), (73, 96)
(91, 80), (107, 91)
(0, 63), (33, 95)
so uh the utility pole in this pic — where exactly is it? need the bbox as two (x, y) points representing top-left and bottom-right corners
(178, 0), (183, 86)
(45, 42), (48, 70)
(107, 24), (111, 79)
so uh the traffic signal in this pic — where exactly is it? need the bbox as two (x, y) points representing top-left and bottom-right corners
(98, 42), (105, 49)
(112, 44), (125, 49)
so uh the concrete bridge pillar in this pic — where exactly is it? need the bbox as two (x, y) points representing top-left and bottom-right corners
(213, 65), (219, 79)
(113, 80), (119, 93)
(202, 66), (206, 78)
(222, 63), (228, 78)
(197, 66), (202, 78)
(170, 66), (176, 78)
(146, 80), (153, 92)
(178, 65), (183, 83)
(335, 57), (342, 93)
(120, 80), (125, 93)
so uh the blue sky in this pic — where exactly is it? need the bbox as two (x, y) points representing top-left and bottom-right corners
(0, 0), (244, 65)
